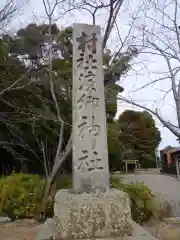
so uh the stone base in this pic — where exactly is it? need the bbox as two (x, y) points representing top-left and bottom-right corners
(36, 220), (158, 240)
(36, 188), (132, 239)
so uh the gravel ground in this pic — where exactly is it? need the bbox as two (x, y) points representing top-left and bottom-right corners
(121, 174), (180, 217)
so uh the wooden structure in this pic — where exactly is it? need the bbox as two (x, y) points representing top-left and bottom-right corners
(123, 160), (140, 173)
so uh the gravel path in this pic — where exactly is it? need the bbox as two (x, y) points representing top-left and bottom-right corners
(121, 174), (180, 217)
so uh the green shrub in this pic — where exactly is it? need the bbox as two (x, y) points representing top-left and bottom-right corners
(0, 173), (73, 220)
(110, 176), (159, 224)
(0, 173), (45, 219)
(0, 173), (163, 223)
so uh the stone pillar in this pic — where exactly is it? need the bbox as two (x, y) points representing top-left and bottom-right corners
(72, 23), (109, 192)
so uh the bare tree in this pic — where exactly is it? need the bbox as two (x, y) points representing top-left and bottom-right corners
(117, 0), (180, 141)
(39, 0), (71, 216)
(0, 0), (27, 31)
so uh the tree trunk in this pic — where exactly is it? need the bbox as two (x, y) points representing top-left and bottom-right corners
(40, 177), (53, 219)
(40, 141), (72, 219)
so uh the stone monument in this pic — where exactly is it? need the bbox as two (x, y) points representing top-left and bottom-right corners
(72, 23), (110, 193)
(36, 23), (133, 240)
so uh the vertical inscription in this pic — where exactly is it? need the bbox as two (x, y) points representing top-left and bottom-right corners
(73, 24), (109, 192)
(75, 30), (102, 173)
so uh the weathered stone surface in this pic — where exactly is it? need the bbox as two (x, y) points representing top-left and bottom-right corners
(72, 23), (109, 193)
(0, 217), (11, 224)
(36, 218), (58, 240)
(36, 220), (158, 240)
(52, 188), (132, 239)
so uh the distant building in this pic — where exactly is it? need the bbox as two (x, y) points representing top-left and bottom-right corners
(160, 145), (180, 175)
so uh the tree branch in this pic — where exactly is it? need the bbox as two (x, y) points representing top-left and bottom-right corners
(118, 96), (180, 138)
(0, 0), (26, 31)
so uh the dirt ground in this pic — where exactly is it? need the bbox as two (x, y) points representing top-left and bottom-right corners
(0, 219), (39, 240)
(1, 219), (180, 240)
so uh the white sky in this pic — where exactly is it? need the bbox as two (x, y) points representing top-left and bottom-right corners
(5, 0), (179, 149)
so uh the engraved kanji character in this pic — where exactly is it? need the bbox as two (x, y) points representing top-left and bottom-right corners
(88, 116), (101, 136)
(77, 82), (99, 109)
(88, 150), (103, 172)
(77, 93), (99, 109)
(84, 54), (97, 70)
(85, 70), (96, 81)
(78, 72), (84, 81)
(76, 52), (84, 68)
(76, 32), (97, 53)
(77, 150), (103, 172)
(77, 115), (101, 139)
(86, 75), (96, 92)
(86, 94), (99, 107)
(88, 33), (97, 54)
(77, 116), (87, 138)
(77, 149), (89, 170)
(77, 92), (86, 109)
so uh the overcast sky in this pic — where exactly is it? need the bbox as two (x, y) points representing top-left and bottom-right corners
(6, 0), (179, 149)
